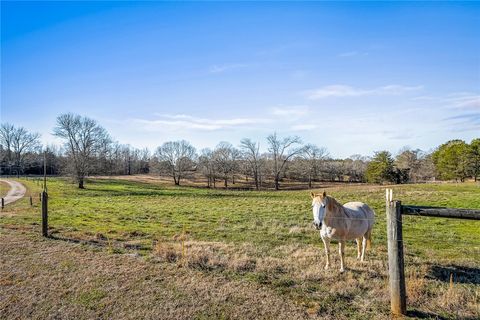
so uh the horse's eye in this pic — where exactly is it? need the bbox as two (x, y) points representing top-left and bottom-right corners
(321, 204), (326, 208)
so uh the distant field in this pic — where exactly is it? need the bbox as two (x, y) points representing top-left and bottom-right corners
(1, 176), (479, 319)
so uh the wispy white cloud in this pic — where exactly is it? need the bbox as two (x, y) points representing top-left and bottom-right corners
(305, 84), (423, 100)
(443, 112), (480, 132)
(131, 114), (270, 131)
(270, 106), (309, 118)
(209, 63), (248, 74)
(411, 92), (480, 110)
(446, 94), (480, 110)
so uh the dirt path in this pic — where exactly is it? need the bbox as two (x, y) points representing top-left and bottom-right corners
(0, 179), (26, 205)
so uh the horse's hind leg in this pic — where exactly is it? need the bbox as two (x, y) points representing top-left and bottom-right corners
(361, 230), (371, 262)
(356, 238), (362, 260)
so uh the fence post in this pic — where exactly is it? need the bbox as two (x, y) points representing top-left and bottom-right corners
(41, 191), (48, 237)
(30, 196), (33, 206)
(1, 198), (4, 210)
(387, 200), (407, 315)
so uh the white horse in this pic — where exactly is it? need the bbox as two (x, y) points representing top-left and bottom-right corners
(311, 191), (375, 272)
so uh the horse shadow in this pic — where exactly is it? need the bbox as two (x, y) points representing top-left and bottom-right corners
(426, 264), (480, 285)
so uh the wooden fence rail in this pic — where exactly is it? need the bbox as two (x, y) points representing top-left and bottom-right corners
(402, 206), (480, 220)
(385, 189), (480, 316)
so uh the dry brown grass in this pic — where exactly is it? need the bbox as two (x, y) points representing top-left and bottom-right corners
(0, 229), (308, 320)
(148, 237), (480, 319)
(92, 174), (369, 191)
(1, 228), (479, 319)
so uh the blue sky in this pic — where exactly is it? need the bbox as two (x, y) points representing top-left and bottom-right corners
(1, 1), (479, 158)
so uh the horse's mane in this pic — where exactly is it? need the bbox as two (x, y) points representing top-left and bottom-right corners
(326, 196), (349, 217)
(326, 195), (341, 210)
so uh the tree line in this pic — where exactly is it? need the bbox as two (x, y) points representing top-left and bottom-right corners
(1, 113), (478, 189)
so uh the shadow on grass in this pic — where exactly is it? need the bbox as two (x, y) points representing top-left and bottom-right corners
(407, 309), (448, 319)
(48, 232), (149, 252)
(407, 309), (479, 320)
(86, 188), (284, 199)
(48, 234), (105, 247)
(427, 264), (480, 285)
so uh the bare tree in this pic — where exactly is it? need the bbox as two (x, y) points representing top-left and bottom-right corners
(53, 113), (109, 188)
(230, 147), (241, 184)
(267, 132), (304, 190)
(154, 140), (196, 185)
(240, 138), (262, 190)
(0, 123), (15, 166)
(303, 144), (328, 188)
(198, 148), (216, 188)
(395, 148), (436, 182)
(96, 134), (113, 174)
(0, 123), (41, 175)
(121, 145), (134, 175)
(213, 142), (236, 188)
(345, 154), (368, 182)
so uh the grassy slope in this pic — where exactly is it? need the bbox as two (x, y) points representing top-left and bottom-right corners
(1, 177), (479, 319)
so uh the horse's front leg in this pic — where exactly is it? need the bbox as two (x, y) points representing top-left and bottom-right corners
(339, 240), (346, 272)
(321, 236), (331, 270)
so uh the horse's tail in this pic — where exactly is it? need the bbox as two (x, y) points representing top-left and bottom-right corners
(367, 207), (375, 250)
(366, 233), (372, 250)
(366, 229), (372, 250)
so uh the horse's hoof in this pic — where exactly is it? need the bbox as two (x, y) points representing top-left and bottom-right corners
(339, 268), (345, 273)
(324, 265), (329, 270)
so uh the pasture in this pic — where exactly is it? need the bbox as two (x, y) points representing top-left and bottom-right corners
(1, 177), (479, 319)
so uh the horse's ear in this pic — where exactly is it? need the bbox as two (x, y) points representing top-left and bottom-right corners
(310, 192), (315, 199)
(322, 190), (327, 197)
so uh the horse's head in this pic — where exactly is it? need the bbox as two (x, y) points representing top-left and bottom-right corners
(310, 191), (328, 230)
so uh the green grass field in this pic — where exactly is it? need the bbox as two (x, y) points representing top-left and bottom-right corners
(1, 177), (479, 319)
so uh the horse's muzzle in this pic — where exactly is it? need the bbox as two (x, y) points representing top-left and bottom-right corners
(313, 221), (322, 230)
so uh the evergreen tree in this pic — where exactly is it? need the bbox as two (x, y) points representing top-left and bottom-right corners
(365, 151), (395, 183)
(468, 138), (480, 181)
(432, 140), (469, 182)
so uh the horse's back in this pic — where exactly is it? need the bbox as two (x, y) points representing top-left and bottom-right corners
(343, 201), (375, 230)
(344, 202), (374, 216)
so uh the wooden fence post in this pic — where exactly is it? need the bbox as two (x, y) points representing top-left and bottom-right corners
(387, 200), (407, 315)
(30, 196), (33, 206)
(1, 198), (4, 210)
(41, 191), (48, 237)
